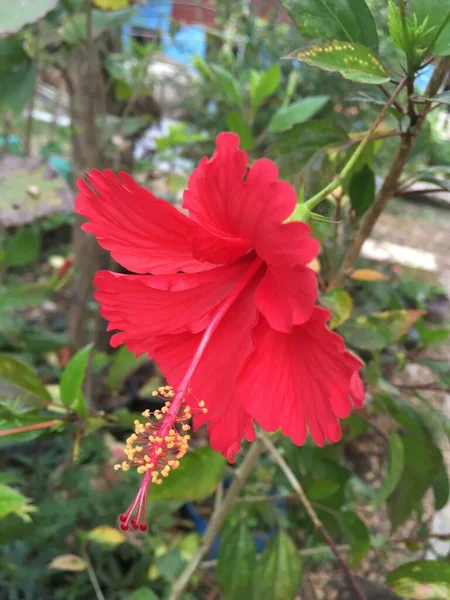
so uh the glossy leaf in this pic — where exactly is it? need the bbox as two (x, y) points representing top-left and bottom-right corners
(388, 432), (443, 530)
(373, 433), (404, 508)
(88, 525), (127, 547)
(59, 343), (93, 415)
(349, 164), (376, 216)
(350, 269), (387, 281)
(338, 512), (370, 566)
(321, 289), (353, 329)
(287, 42), (389, 84)
(0, 354), (51, 403)
(226, 112), (256, 151)
(60, 7), (135, 45)
(217, 523), (256, 599)
(0, 483), (35, 522)
(387, 560), (450, 599)
(149, 446), (226, 502)
(269, 96), (330, 133)
(107, 345), (147, 393)
(0, 0), (58, 34)
(269, 121), (348, 179)
(48, 554), (88, 572)
(279, 0), (379, 51)
(249, 64), (281, 112)
(5, 228), (41, 268)
(252, 531), (302, 600)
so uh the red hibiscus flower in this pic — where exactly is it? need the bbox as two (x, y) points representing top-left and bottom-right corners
(76, 132), (364, 531)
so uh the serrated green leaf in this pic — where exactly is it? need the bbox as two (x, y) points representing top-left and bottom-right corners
(0, 483), (35, 522)
(269, 96), (330, 133)
(226, 112), (255, 151)
(279, 0), (379, 52)
(321, 289), (353, 329)
(374, 432), (404, 508)
(269, 120), (348, 179)
(388, 432), (443, 530)
(5, 227), (41, 268)
(287, 41), (389, 84)
(349, 164), (375, 217)
(0, 0), (58, 34)
(387, 560), (450, 599)
(249, 64), (281, 112)
(59, 343), (93, 415)
(252, 531), (302, 600)
(149, 446), (226, 502)
(0, 354), (51, 403)
(217, 523), (256, 599)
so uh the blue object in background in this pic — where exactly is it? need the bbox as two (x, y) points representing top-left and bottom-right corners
(416, 63), (435, 93)
(122, 0), (207, 63)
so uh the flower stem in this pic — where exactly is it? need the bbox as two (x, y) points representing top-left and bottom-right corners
(0, 420), (61, 437)
(304, 78), (407, 213)
(258, 433), (367, 600)
(169, 439), (265, 600)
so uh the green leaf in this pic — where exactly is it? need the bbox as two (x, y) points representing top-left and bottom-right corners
(217, 523), (256, 599)
(269, 96), (330, 133)
(338, 513), (370, 566)
(374, 432), (404, 508)
(4, 227), (41, 268)
(59, 343), (93, 414)
(126, 589), (159, 600)
(210, 64), (243, 108)
(432, 91), (450, 104)
(269, 121), (348, 179)
(226, 112), (256, 151)
(154, 548), (184, 582)
(119, 115), (152, 137)
(387, 560), (450, 599)
(307, 480), (341, 500)
(410, 0), (450, 56)
(349, 164), (375, 217)
(388, 432), (443, 530)
(433, 464), (450, 511)
(252, 530), (302, 600)
(1, 61), (37, 115)
(321, 289), (353, 329)
(0, 483), (35, 522)
(416, 320), (450, 345)
(149, 446), (226, 502)
(279, 0), (379, 51)
(287, 42), (389, 84)
(0, 0), (58, 35)
(388, 0), (409, 53)
(87, 525), (127, 547)
(60, 7), (135, 45)
(249, 64), (281, 112)
(107, 345), (147, 393)
(0, 354), (51, 403)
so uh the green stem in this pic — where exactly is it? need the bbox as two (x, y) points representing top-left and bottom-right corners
(304, 77), (407, 213)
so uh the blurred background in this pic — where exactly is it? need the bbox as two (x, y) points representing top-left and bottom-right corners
(1, 1), (450, 599)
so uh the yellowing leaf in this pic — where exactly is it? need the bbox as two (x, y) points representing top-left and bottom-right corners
(321, 289), (353, 329)
(88, 525), (127, 547)
(49, 554), (88, 572)
(351, 269), (388, 281)
(94, 0), (131, 10)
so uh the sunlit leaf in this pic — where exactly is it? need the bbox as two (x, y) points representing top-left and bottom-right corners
(0, 483), (36, 522)
(217, 523), (256, 599)
(0, 0), (58, 34)
(88, 525), (127, 547)
(351, 269), (387, 281)
(387, 560), (450, 599)
(48, 554), (88, 572)
(287, 42), (389, 84)
(279, 0), (379, 51)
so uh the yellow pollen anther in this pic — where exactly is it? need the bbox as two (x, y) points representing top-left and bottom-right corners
(114, 464), (121, 471)
(198, 400), (205, 407)
(182, 424), (190, 431)
(155, 447), (163, 455)
(152, 390), (158, 397)
(142, 409), (150, 418)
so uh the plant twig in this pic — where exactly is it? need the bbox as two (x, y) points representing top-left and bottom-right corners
(258, 433), (367, 600)
(378, 85), (405, 115)
(0, 420), (62, 437)
(83, 546), (106, 600)
(329, 57), (450, 290)
(169, 440), (264, 600)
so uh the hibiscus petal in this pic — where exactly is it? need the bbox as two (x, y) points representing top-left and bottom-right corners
(152, 282), (259, 461)
(94, 259), (250, 356)
(239, 308), (364, 447)
(76, 169), (215, 274)
(183, 133), (320, 268)
(255, 265), (317, 332)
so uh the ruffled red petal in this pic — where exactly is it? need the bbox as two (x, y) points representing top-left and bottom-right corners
(93, 258), (251, 356)
(255, 265), (317, 332)
(239, 307), (364, 447)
